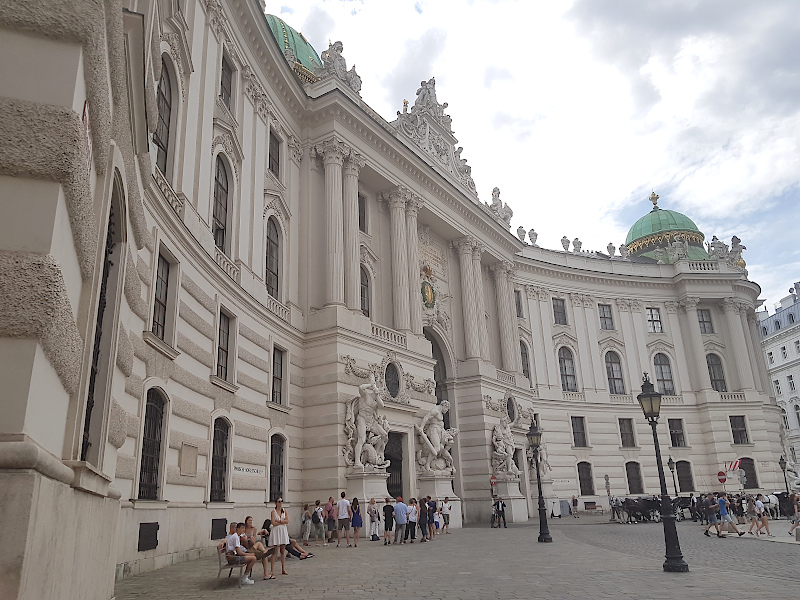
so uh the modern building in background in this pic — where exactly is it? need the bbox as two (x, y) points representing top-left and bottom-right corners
(0, 2), (784, 598)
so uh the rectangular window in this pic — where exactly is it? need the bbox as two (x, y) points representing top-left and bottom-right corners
(646, 307), (663, 333)
(781, 346), (787, 359)
(668, 419), (686, 447)
(571, 416), (588, 447)
(553, 298), (568, 325)
(216, 312), (230, 381)
(220, 56), (233, 109)
(515, 290), (524, 318)
(272, 348), (284, 404)
(268, 131), (280, 177)
(768, 351), (774, 364)
(151, 254), (170, 340)
(619, 418), (636, 448)
(697, 309), (714, 334)
(795, 340), (800, 355)
(789, 375), (796, 392)
(358, 193), (367, 233)
(774, 379), (782, 395)
(730, 415), (749, 445)
(598, 304), (614, 330)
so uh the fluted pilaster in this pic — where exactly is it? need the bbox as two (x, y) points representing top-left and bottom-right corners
(406, 196), (424, 335)
(721, 298), (755, 390)
(473, 242), (490, 360)
(681, 297), (712, 390)
(453, 236), (480, 358)
(343, 152), (365, 311)
(385, 187), (411, 331)
(492, 261), (518, 372)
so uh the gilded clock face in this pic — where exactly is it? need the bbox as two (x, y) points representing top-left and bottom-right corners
(421, 281), (436, 308)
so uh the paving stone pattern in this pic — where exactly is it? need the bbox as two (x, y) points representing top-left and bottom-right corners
(115, 518), (798, 599)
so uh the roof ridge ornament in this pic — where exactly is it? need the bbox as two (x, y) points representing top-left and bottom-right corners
(315, 41), (361, 94)
(650, 190), (659, 210)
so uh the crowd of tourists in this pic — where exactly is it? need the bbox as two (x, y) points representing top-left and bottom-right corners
(690, 491), (799, 539)
(220, 492), (455, 585)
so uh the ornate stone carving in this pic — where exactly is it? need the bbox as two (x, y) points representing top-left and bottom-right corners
(484, 187), (513, 229)
(415, 401), (458, 472)
(607, 243), (616, 256)
(287, 135), (302, 163)
(572, 238), (582, 253)
(667, 234), (689, 262)
(664, 301), (679, 314)
(517, 226), (527, 243)
(211, 134), (239, 182)
(728, 236), (747, 271)
(203, 0), (228, 40)
(342, 375), (390, 469)
(616, 298), (631, 312)
(528, 229), (538, 246)
(630, 300), (643, 312)
(484, 395), (503, 412)
(619, 244), (629, 259)
(405, 372), (436, 395)
(344, 152), (366, 177)
(342, 352), (411, 404)
(680, 296), (699, 311)
(491, 416), (521, 477)
(312, 136), (350, 166)
(561, 236), (570, 251)
(316, 41), (362, 93)
(526, 285), (550, 301)
(161, 33), (187, 99)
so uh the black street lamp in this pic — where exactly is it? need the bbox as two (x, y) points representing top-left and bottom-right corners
(779, 455), (789, 495)
(637, 373), (689, 573)
(667, 456), (678, 497)
(526, 422), (552, 543)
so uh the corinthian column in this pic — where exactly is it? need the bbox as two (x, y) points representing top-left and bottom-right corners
(406, 195), (424, 335)
(492, 261), (518, 372)
(473, 242), (490, 360)
(453, 237), (479, 358)
(681, 297), (713, 390)
(343, 152), (365, 311)
(721, 298), (755, 390)
(387, 188), (410, 331)
(313, 138), (349, 306)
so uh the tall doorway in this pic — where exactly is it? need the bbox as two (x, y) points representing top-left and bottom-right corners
(386, 432), (404, 498)
(424, 329), (450, 429)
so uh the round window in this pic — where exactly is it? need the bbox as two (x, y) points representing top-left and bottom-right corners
(506, 398), (516, 423)
(385, 363), (400, 398)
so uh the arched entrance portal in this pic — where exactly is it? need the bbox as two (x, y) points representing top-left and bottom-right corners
(424, 328), (450, 428)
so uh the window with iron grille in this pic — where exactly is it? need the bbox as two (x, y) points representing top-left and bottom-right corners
(774, 379), (782, 395)
(269, 435), (284, 502)
(266, 217), (280, 299)
(781, 346), (787, 359)
(598, 304), (614, 330)
(154, 60), (172, 175)
(707, 354), (727, 392)
(571, 416), (588, 447)
(358, 193), (367, 233)
(697, 309), (714, 334)
(151, 254), (170, 340)
(272, 348), (284, 404)
(730, 415), (749, 444)
(520, 341), (531, 380)
(210, 418), (229, 502)
(768, 351), (774, 364)
(796, 340), (800, 355)
(138, 388), (165, 500)
(268, 132), (280, 177)
(577, 461), (594, 495)
(668, 418), (686, 447)
(559, 347), (577, 392)
(360, 266), (370, 317)
(605, 352), (625, 395)
(212, 156), (228, 252)
(625, 461), (644, 494)
(646, 307), (663, 333)
(220, 56), (233, 109)
(776, 320), (782, 330)
(676, 461), (694, 492)
(216, 312), (230, 381)
(653, 353), (675, 395)
(619, 418), (635, 448)
(553, 298), (567, 325)
(740, 457), (758, 489)
(789, 375), (796, 392)
(515, 290), (524, 318)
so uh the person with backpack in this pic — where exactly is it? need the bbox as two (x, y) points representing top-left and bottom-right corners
(311, 500), (326, 546)
(367, 498), (380, 541)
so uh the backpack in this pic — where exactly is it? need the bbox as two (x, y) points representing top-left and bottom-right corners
(312, 508), (321, 524)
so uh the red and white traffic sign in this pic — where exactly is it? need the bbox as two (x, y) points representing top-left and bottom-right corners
(490, 475), (498, 487)
(717, 471), (727, 484)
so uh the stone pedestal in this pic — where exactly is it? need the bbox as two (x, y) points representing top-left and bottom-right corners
(417, 471), (462, 529)
(494, 477), (528, 523)
(345, 468), (390, 502)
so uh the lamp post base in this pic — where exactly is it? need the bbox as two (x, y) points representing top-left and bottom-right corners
(663, 560), (690, 573)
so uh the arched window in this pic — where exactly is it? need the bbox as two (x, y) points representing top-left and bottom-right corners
(795, 404), (800, 428)
(138, 388), (166, 500)
(776, 320), (782, 330)
(360, 265), (370, 317)
(212, 156), (229, 252)
(653, 353), (675, 395)
(154, 59), (172, 175)
(520, 341), (531, 380)
(625, 461), (644, 494)
(762, 326), (768, 336)
(676, 460), (694, 492)
(790, 313), (796, 324)
(210, 418), (229, 502)
(266, 217), (280, 298)
(706, 354), (727, 392)
(781, 408), (789, 429)
(269, 434), (285, 502)
(558, 347), (577, 392)
(739, 457), (758, 489)
(577, 461), (594, 496)
(605, 351), (625, 395)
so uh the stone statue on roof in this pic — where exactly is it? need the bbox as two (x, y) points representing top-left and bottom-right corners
(415, 77), (439, 109)
(317, 41), (361, 94)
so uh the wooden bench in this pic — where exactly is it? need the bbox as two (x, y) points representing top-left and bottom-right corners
(584, 501), (604, 514)
(216, 545), (246, 588)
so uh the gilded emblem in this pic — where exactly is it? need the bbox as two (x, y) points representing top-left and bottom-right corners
(421, 281), (436, 308)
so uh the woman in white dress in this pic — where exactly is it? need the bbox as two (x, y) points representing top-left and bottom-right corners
(268, 497), (290, 577)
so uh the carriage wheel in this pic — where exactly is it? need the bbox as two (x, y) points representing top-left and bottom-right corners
(652, 511), (661, 523)
(675, 510), (684, 522)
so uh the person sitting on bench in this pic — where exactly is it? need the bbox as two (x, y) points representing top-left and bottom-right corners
(223, 522), (256, 584)
(259, 520), (315, 559)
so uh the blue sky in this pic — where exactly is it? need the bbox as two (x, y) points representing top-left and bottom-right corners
(266, 0), (800, 311)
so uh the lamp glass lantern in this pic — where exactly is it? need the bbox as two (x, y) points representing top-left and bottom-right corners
(527, 423), (542, 450)
(668, 456), (675, 472)
(779, 455), (787, 472)
(637, 374), (662, 421)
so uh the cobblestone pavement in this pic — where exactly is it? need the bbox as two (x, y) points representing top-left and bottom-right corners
(115, 519), (799, 599)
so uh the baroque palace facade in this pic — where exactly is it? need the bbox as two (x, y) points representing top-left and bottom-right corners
(0, 1), (784, 598)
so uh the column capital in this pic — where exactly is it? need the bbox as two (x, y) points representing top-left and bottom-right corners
(747, 312), (760, 326)
(472, 240), (485, 260)
(343, 151), (366, 177)
(630, 300), (643, 312)
(664, 300), (680, 314)
(490, 260), (515, 279)
(719, 297), (739, 313)
(571, 293), (594, 308)
(406, 194), (424, 217)
(616, 298), (631, 312)
(312, 136), (350, 166)
(451, 236), (476, 255)
(680, 296), (700, 311)
(526, 285), (550, 301)
(379, 185), (412, 210)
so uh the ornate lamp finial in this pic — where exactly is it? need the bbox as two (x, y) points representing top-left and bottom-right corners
(649, 191), (659, 208)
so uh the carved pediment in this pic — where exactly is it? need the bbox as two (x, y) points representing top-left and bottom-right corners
(646, 339), (675, 355)
(599, 337), (625, 355)
(703, 340), (726, 353)
(553, 331), (579, 350)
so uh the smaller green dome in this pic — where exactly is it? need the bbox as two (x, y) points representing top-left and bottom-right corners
(265, 15), (322, 80)
(625, 208), (701, 245)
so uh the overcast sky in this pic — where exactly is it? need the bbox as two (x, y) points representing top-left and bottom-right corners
(265, 0), (800, 312)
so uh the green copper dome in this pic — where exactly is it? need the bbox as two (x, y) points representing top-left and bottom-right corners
(265, 15), (322, 81)
(624, 193), (708, 261)
(625, 208), (701, 245)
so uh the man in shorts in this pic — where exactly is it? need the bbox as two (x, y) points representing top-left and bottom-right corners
(703, 493), (721, 537)
(717, 492), (745, 537)
(441, 497), (452, 534)
(382, 498), (394, 545)
(336, 491), (352, 547)
(325, 496), (336, 544)
(223, 522), (256, 584)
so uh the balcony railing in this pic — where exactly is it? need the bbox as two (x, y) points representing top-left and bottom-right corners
(214, 248), (239, 281)
(563, 392), (586, 402)
(266, 294), (290, 322)
(662, 395), (684, 404)
(153, 169), (184, 218)
(720, 392), (746, 402)
(610, 394), (634, 404)
(496, 369), (516, 385)
(371, 323), (407, 348)
(687, 261), (719, 271)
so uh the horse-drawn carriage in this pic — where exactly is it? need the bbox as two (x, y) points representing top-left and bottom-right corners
(621, 496), (691, 523)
